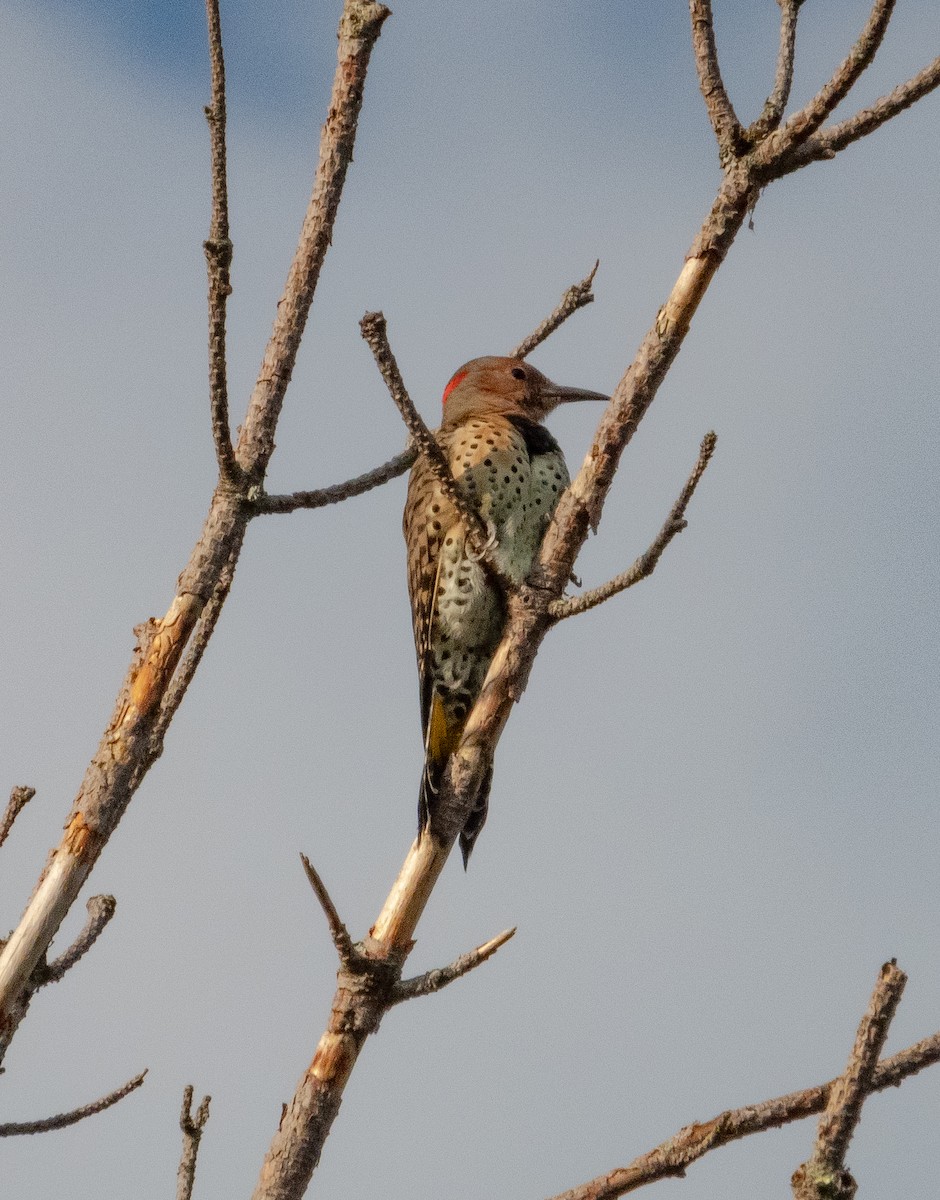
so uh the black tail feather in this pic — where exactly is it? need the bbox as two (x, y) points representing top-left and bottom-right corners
(418, 758), (493, 870)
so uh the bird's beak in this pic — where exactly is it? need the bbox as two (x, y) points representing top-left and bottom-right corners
(544, 381), (610, 406)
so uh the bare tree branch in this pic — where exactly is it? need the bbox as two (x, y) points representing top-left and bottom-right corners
(257, 447), (417, 514)
(545, 1023), (940, 1200)
(549, 432), (716, 622)
(809, 960), (907, 1174)
(511, 262), (599, 359)
(792, 960), (907, 1200)
(150, 539), (240, 753)
(252, 833), (448, 1200)
(776, 54), (940, 175)
(38, 895), (116, 987)
(0, 0), (390, 1065)
(0, 786), (34, 851)
(177, 1085), (212, 1200)
(301, 855), (357, 970)
(746, 0), (802, 142)
(203, 0), (238, 486)
(773, 0), (896, 153)
(390, 927), (516, 1004)
(689, 0), (746, 160)
(0, 1070), (147, 1137)
(236, 3), (391, 483)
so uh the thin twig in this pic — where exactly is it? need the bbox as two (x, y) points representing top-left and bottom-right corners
(0, 787), (34, 851)
(747, 0), (802, 142)
(235, 0), (391, 483)
(151, 539), (241, 754)
(511, 262), (599, 359)
(203, 0), (238, 486)
(549, 432), (716, 621)
(258, 262), (600, 516)
(257, 446), (417, 514)
(359, 311), (512, 587)
(792, 960), (907, 1200)
(300, 855), (357, 969)
(0, 1070), (147, 1137)
(771, 0), (896, 153)
(177, 1085), (212, 1200)
(38, 895), (116, 986)
(689, 0), (746, 160)
(390, 927), (516, 1004)
(358, 312), (485, 545)
(544, 1025), (940, 1200)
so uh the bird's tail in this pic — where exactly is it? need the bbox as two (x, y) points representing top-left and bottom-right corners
(457, 762), (492, 868)
(419, 694), (492, 868)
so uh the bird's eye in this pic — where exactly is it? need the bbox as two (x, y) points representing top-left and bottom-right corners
(510, 367), (526, 380)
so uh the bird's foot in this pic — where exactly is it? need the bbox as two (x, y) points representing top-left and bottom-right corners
(466, 521), (499, 562)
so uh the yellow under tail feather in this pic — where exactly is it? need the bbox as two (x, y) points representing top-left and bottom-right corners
(426, 692), (463, 767)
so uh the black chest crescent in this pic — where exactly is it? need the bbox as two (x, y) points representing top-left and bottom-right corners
(507, 414), (563, 460)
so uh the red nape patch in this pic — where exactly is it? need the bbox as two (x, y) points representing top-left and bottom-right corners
(442, 369), (468, 406)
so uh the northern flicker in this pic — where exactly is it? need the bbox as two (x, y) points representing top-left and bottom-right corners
(403, 355), (608, 865)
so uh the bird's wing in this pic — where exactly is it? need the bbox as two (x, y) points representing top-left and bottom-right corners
(403, 453), (453, 738)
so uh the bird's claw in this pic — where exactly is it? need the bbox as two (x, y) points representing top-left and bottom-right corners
(467, 521), (498, 562)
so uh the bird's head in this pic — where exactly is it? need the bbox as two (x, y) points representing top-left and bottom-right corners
(439, 356), (608, 426)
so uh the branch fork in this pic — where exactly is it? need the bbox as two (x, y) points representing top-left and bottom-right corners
(550, 431), (717, 622)
(302, 854), (514, 1006)
(297, 850), (516, 1128)
(177, 1084), (212, 1200)
(792, 960), (907, 1200)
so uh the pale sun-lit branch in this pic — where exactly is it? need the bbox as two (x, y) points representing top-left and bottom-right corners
(252, 833), (450, 1200)
(0, 786), (34, 851)
(549, 432), (716, 622)
(689, 0), (746, 159)
(203, 0), (238, 486)
(791, 960), (906, 1200)
(0, 1070), (147, 1137)
(390, 927), (516, 1004)
(511, 261), (599, 359)
(300, 854), (357, 970)
(177, 1085), (212, 1200)
(38, 895), (116, 986)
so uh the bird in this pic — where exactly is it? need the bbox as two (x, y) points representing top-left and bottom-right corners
(403, 355), (608, 866)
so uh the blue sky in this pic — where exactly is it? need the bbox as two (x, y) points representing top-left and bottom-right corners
(2, 3), (938, 1198)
